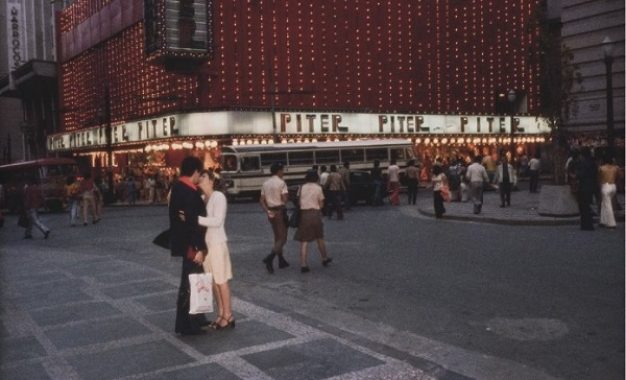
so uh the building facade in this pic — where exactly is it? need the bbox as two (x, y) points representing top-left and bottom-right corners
(49, 0), (552, 175)
(0, 0), (64, 163)
(560, 0), (625, 144)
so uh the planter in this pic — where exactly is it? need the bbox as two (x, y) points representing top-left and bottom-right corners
(538, 185), (579, 217)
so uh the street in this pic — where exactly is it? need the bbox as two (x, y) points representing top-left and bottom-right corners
(0, 195), (624, 380)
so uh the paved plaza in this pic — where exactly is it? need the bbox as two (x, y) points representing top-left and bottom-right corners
(0, 187), (624, 380)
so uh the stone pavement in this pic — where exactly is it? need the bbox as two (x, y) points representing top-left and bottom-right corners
(0, 216), (564, 380)
(417, 184), (625, 226)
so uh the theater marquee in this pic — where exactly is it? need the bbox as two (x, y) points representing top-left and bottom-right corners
(47, 111), (550, 152)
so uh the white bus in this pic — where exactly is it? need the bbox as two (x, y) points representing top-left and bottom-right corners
(219, 139), (415, 197)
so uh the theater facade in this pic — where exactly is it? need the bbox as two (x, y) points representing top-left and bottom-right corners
(48, 0), (551, 172)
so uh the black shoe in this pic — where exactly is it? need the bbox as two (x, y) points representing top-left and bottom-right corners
(178, 328), (207, 336)
(278, 256), (290, 269)
(500, 204), (505, 208)
(301, 266), (310, 273)
(322, 258), (333, 267)
(23, 235), (33, 239)
(262, 253), (275, 274)
(44, 231), (50, 239)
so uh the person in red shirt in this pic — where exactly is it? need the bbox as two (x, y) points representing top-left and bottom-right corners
(23, 178), (50, 239)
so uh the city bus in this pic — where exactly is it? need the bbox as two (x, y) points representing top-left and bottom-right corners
(0, 158), (78, 212)
(219, 139), (414, 198)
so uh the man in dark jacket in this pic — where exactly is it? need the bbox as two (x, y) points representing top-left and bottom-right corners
(576, 147), (597, 231)
(169, 156), (208, 335)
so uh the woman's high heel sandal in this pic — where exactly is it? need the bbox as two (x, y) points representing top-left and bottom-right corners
(214, 315), (235, 330)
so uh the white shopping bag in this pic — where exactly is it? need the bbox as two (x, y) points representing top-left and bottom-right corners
(188, 272), (214, 314)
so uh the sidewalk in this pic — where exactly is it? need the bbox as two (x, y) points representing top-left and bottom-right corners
(417, 184), (625, 226)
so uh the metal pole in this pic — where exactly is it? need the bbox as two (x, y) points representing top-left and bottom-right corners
(510, 103), (515, 158)
(104, 86), (114, 201)
(605, 55), (614, 157)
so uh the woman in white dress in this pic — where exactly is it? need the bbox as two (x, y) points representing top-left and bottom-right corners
(197, 170), (235, 329)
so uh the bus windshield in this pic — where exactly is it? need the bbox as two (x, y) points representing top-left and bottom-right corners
(221, 154), (238, 172)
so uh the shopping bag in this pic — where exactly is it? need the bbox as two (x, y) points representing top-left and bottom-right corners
(440, 185), (451, 202)
(17, 213), (29, 228)
(288, 207), (300, 228)
(152, 229), (170, 250)
(188, 272), (213, 314)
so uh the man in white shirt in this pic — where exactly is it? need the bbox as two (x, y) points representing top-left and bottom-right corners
(387, 159), (400, 205)
(528, 154), (541, 193)
(259, 162), (290, 273)
(465, 155), (489, 214)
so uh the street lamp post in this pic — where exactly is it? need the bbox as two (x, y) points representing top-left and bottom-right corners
(602, 36), (615, 157)
(507, 89), (517, 158)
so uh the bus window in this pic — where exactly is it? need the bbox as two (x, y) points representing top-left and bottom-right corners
(315, 150), (340, 164)
(390, 148), (407, 161)
(240, 156), (261, 171)
(288, 151), (314, 166)
(340, 148), (364, 163)
(260, 153), (287, 167)
(221, 155), (238, 171)
(366, 148), (388, 161)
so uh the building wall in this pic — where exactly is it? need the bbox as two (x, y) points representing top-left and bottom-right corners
(58, 0), (544, 133)
(0, 0), (62, 162)
(561, 0), (625, 133)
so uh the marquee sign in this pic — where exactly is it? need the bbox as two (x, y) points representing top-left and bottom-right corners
(47, 111), (551, 152)
(6, 0), (27, 71)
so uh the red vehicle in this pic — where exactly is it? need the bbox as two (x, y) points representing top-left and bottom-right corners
(0, 158), (78, 213)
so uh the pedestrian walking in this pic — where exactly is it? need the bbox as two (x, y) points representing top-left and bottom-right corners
(406, 159), (419, 205)
(597, 155), (620, 228)
(79, 172), (100, 225)
(370, 160), (384, 206)
(326, 164), (345, 220)
(196, 170), (235, 329)
(493, 155), (516, 207)
(126, 176), (137, 205)
(431, 165), (447, 218)
(65, 176), (81, 226)
(259, 162), (290, 274)
(387, 159), (400, 205)
(465, 155), (489, 214)
(169, 156), (209, 335)
(339, 161), (351, 210)
(319, 165), (330, 215)
(528, 154), (541, 193)
(294, 170), (332, 273)
(446, 158), (462, 202)
(23, 178), (50, 239)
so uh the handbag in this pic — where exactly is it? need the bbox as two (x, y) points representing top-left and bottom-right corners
(188, 272), (214, 314)
(288, 207), (300, 228)
(152, 229), (170, 249)
(17, 213), (29, 228)
(440, 185), (451, 202)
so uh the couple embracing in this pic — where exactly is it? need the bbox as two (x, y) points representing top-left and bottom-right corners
(169, 156), (234, 335)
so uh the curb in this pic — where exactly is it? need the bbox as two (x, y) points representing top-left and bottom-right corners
(417, 208), (624, 226)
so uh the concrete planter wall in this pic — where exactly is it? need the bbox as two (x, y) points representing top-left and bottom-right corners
(538, 185), (579, 217)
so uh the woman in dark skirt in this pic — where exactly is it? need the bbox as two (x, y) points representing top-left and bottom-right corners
(294, 170), (332, 273)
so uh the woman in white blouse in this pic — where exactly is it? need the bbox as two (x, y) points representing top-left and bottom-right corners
(197, 170), (235, 329)
(294, 170), (332, 273)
